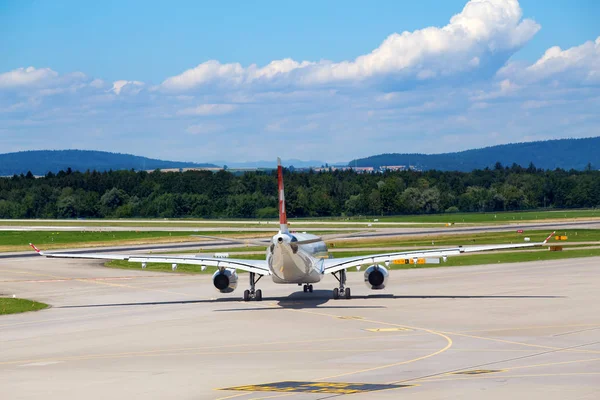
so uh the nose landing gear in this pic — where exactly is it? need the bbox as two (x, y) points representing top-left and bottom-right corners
(303, 284), (314, 293)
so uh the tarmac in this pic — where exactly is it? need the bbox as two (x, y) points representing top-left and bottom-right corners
(1, 254), (599, 399)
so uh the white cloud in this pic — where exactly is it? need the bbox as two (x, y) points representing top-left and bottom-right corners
(90, 79), (105, 88)
(0, 67), (59, 89)
(526, 36), (600, 83)
(1, 1), (599, 163)
(177, 103), (237, 116)
(499, 36), (600, 85)
(160, 0), (540, 92)
(111, 80), (144, 95)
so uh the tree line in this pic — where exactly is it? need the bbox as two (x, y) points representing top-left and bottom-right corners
(0, 163), (599, 219)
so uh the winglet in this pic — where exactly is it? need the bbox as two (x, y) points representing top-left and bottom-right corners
(543, 231), (556, 245)
(277, 157), (289, 233)
(29, 243), (43, 255)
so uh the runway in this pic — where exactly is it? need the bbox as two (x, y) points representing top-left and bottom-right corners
(4, 219), (600, 260)
(1, 255), (599, 399)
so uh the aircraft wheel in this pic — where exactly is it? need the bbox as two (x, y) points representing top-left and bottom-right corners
(344, 287), (351, 299)
(333, 288), (339, 299)
(308, 285), (313, 293)
(243, 290), (250, 302)
(255, 289), (263, 301)
(303, 285), (308, 293)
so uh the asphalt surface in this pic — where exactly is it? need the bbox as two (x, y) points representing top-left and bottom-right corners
(1, 254), (599, 399)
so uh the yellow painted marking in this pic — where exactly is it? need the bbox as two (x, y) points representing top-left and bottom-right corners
(420, 372), (600, 383)
(337, 316), (363, 320)
(438, 330), (600, 355)
(452, 369), (505, 375)
(307, 315), (453, 382)
(460, 323), (600, 334)
(508, 356), (600, 371)
(220, 381), (413, 394)
(365, 327), (411, 332)
(229, 300), (454, 385)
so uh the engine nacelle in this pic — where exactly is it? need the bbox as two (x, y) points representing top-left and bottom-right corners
(212, 269), (238, 293)
(364, 265), (389, 290)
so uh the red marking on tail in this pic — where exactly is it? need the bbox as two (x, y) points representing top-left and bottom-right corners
(29, 243), (41, 253)
(277, 158), (288, 232)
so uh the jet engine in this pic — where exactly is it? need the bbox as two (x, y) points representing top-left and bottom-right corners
(212, 269), (238, 293)
(363, 265), (389, 290)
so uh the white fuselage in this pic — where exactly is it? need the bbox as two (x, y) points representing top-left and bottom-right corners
(266, 232), (327, 284)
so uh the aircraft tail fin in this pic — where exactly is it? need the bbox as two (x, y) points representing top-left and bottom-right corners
(277, 157), (289, 233)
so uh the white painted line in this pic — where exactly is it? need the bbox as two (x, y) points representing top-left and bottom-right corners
(20, 361), (64, 367)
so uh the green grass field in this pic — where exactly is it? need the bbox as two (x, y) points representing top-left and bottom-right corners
(1, 209), (598, 228)
(0, 298), (48, 315)
(148, 229), (598, 255)
(0, 230), (269, 252)
(308, 209), (600, 224)
(0, 220), (442, 229)
(330, 229), (597, 249)
(0, 229), (600, 251)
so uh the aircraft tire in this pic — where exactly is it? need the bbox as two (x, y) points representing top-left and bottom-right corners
(255, 289), (263, 301)
(333, 288), (339, 299)
(243, 290), (250, 302)
(344, 287), (351, 299)
(308, 285), (313, 293)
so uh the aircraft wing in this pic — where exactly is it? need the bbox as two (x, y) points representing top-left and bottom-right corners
(322, 231), (555, 275)
(29, 244), (271, 276)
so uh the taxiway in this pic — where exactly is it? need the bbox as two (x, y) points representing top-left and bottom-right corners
(1, 254), (599, 399)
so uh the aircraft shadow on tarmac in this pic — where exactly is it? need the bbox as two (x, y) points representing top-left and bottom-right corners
(58, 290), (563, 311)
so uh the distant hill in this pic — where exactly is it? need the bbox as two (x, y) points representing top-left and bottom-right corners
(0, 150), (218, 176)
(349, 137), (600, 171)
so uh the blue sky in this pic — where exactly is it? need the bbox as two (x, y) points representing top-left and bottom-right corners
(1, 0), (598, 163)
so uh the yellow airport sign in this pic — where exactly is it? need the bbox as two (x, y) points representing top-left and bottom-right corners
(554, 235), (568, 241)
(393, 258), (426, 265)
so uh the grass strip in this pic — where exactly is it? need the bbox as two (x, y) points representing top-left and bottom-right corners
(0, 230), (270, 253)
(0, 298), (48, 315)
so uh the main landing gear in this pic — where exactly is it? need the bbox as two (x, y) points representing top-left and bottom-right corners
(303, 284), (314, 293)
(332, 269), (351, 299)
(243, 272), (263, 301)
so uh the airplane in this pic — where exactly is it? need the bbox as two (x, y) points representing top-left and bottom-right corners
(30, 158), (555, 301)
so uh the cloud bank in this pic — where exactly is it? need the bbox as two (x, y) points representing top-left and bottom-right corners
(1, 0), (598, 162)
(159, 0), (540, 91)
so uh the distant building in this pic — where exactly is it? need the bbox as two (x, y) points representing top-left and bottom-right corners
(380, 165), (407, 171)
(147, 167), (222, 173)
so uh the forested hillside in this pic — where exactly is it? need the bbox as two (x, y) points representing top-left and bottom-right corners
(0, 164), (599, 218)
(0, 150), (217, 176)
(350, 137), (600, 171)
